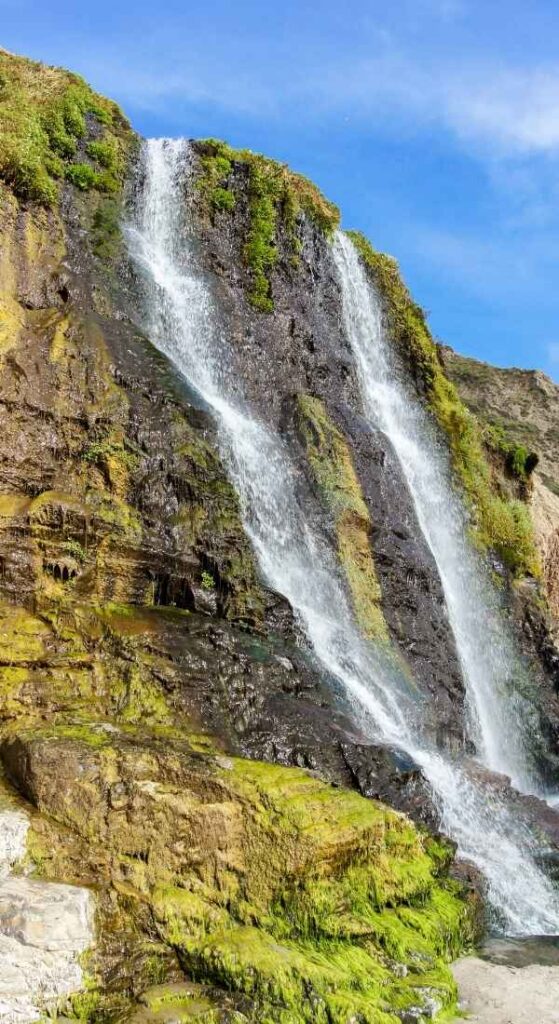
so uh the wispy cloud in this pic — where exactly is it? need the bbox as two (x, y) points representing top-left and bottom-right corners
(399, 224), (558, 306)
(311, 51), (559, 158)
(73, 10), (559, 163)
(436, 66), (559, 154)
(547, 343), (559, 365)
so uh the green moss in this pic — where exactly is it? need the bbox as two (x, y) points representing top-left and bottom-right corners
(83, 438), (138, 470)
(64, 539), (86, 563)
(116, 663), (173, 726)
(91, 197), (122, 259)
(17, 719), (113, 748)
(10, 705), (474, 1024)
(200, 571), (215, 591)
(484, 423), (539, 482)
(195, 139), (339, 312)
(65, 161), (99, 190)
(295, 395), (388, 640)
(86, 138), (118, 170)
(135, 756), (474, 1023)
(134, 982), (223, 1023)
(0, 603), (48, 663)
(68, 986), (102, 1023)
(347, 230), (540, 579)
(212, 186), (236, 212)
(0, 49), (132, 206)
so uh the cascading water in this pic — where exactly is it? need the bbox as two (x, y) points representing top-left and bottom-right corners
(332, 232), (541, 794)
(125, 137), (559, 935)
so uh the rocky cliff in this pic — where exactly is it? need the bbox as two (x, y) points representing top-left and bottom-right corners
(0, 48), (557, 1023)
(440, 346), (559, 625)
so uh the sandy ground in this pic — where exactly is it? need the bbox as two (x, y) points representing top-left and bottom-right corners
(452, 957), (559, 1023)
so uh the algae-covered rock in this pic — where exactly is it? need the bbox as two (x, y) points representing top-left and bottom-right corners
(295, 394), (388, 641)
(0, 721), (477, 1023)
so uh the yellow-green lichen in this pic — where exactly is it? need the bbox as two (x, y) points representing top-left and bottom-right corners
(295, 394), (388, 639)
(146, 757), (474, 1024)
(3, 686), (475, 1024)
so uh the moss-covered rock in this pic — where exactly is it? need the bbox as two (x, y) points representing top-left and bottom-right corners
(0, 48), (132, 205)
(1, 719), (476, 1024)
(0, 128), (264, 624)
(193, 139), (339, 312)
(295, 394), (388, 640)
(0, 50), (506, 1024)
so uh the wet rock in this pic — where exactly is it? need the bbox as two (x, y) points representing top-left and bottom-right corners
(0, 807), (92, 1024)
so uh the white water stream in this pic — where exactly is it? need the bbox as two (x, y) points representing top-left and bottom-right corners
(333, 232), (539, 793)
(126, 137), (559, 935)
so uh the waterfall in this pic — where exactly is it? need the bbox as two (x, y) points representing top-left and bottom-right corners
(125, 137), (559, 935)
(332, 232), (541, 793)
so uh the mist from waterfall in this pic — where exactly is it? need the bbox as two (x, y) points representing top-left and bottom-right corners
(124, 137), (559, 936)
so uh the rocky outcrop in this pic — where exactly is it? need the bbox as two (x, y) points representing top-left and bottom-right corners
(0, 596), (479, 1022)
(440, 347), (559, 599)
(0, 49), (484, 1022)
(0, 789), (93, 1021)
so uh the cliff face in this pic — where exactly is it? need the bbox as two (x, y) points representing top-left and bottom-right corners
(179, 141), (559, 764)
(440, 346), (559, 626)
(0, 49), (557, 1022)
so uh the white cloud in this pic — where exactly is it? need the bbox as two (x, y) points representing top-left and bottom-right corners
(78, 28), (559, 161)
(442, 67), (559, 154)
(399, 224), (558, 306)
(547, 343), (559, 364)
(313, 53), (559, 157)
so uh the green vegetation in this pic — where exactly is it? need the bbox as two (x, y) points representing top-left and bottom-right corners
(347, 230), (541, 578)
(195, 139), (340, 311)
(91, 196), (122, 259)
(484, 423), (539, 482)
(16, 712), (476, 1023)
(0, 586), (476, 1023)
(200, 570), (215, 591)
(0, 49), (130, 205)
(296, 394), (388, 640)
(63, 539), (86, 563)
(65, 162), (98, 190)
(86, 138), (118, 170)
(82, 438), (138, 470)
(149, 758), (476, 1023)
(0, 588), (476, 1022)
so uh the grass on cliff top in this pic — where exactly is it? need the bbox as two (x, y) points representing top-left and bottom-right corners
(0, 48), (130, 205)
(346, 230), (540, 579)
(195, 138), (340, 312)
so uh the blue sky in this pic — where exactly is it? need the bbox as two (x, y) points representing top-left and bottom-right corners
(3, 0), (559, 376)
